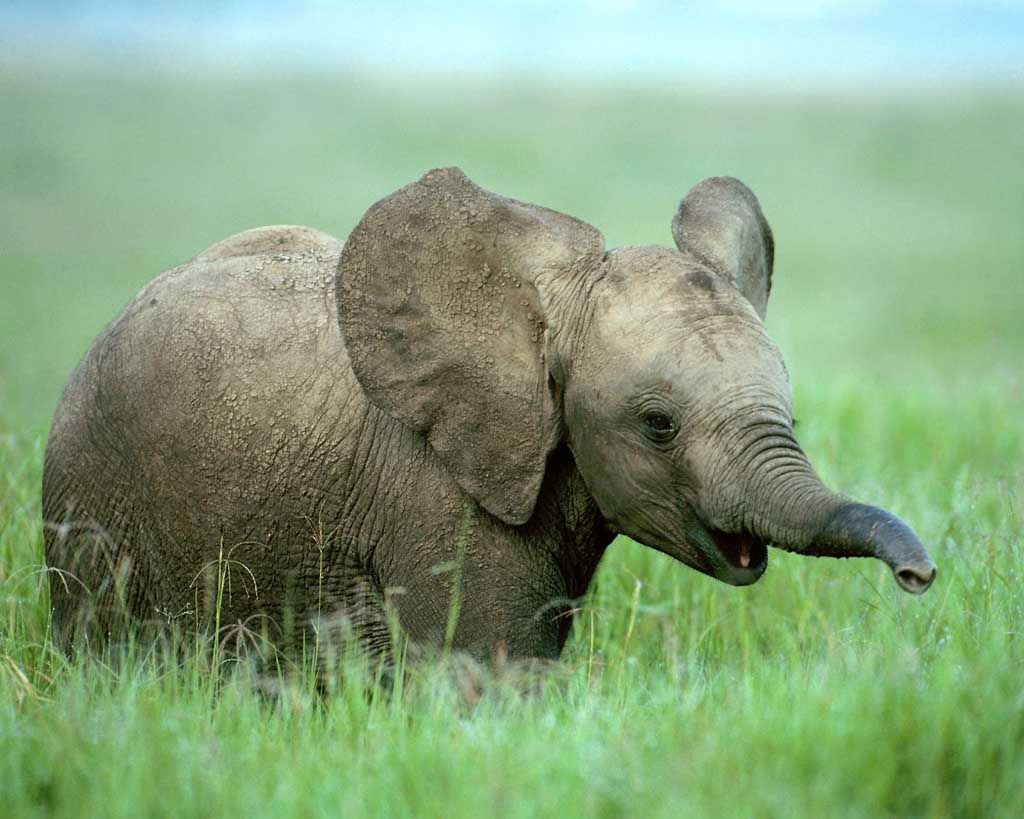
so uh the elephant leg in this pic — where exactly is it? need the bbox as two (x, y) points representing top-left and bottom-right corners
(384, 552), (573, 663)
(300, 572), (395, 669)
(43, 483), (156, 652)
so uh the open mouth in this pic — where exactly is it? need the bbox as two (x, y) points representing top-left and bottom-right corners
(700, 528), (769, 584)
(710, 530), (769, 570)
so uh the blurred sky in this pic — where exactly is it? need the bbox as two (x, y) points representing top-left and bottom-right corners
(2, 1), (1022, 84)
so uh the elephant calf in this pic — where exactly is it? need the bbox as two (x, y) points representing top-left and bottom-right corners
(43, 168), (936, 661)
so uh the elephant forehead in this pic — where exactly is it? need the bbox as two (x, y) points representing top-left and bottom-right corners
(596, 246), (759, 326)
(586, 310), (790, 402)
(593, 295), (775, 366)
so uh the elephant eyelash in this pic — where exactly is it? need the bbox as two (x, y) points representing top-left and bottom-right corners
(629, 392), (680, 413)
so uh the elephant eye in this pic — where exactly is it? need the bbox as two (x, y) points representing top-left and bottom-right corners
(642, 411), (677, 442)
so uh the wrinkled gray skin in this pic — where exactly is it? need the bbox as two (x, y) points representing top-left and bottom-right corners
(43, 168), (936, 661)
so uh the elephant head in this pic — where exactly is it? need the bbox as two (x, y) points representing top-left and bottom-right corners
(337, 167), (936, 594)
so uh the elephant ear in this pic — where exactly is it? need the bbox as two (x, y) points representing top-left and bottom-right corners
(671, 176), (775, 319)
(337, 167), (605, 525)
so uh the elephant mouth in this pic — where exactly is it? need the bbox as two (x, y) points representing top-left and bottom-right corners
(698, 525), (769, 586)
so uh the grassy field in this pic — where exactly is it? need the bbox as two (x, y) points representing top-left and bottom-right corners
(2, 60), (1023, 817)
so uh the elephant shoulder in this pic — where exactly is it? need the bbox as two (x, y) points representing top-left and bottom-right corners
(193, 225), (341, 263)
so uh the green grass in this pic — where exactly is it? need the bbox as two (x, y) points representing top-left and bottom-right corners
(2, 60), (1023, 817)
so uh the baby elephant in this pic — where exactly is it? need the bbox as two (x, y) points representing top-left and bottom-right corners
(43, 168), (936, 661)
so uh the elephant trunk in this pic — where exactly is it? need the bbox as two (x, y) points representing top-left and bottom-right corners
(806, 502), (937, 593)
(728, 426), (936, 594)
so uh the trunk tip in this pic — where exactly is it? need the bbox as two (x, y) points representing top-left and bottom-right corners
(894, 560), (936, 594)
